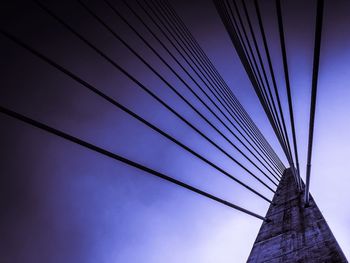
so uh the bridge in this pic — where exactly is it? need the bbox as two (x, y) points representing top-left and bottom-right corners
(0, 0), (349, 262)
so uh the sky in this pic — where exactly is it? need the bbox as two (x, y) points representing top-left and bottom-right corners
(0, 0), (349, 262)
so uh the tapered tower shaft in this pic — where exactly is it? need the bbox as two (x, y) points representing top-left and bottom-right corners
(248, 169), (347, 262)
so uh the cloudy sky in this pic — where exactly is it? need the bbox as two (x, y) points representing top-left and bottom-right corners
(1, 0), (349, 262)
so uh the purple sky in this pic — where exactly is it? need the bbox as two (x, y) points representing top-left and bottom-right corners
(1, 0), (349, 262)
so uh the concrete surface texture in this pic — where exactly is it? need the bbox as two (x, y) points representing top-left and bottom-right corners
(247, 169), (347, 262)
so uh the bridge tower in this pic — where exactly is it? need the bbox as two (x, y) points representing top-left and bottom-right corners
(247, 169), (347, 262)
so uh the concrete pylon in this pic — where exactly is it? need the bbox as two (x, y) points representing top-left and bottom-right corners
(247, 169), (347, 262)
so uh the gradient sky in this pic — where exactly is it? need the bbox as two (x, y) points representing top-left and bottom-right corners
(1, 0), (349, 262)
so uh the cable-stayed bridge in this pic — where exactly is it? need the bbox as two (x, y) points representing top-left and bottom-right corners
(0, 0), (348, 262)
